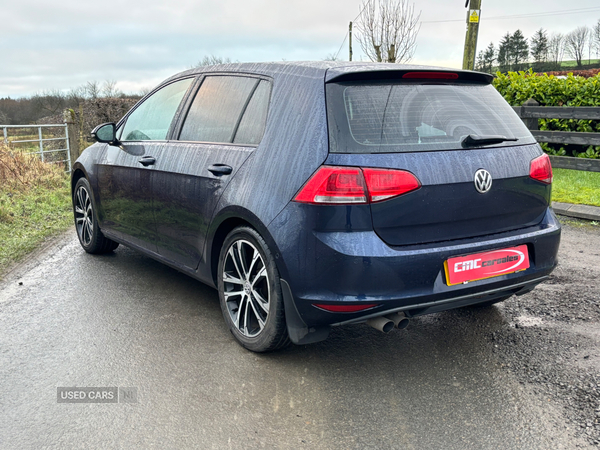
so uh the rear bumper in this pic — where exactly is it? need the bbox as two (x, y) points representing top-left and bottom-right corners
(268, 205), (561, 342)
(331, 275), (546, 325)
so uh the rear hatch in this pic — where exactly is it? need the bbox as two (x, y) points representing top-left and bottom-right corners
(325, 69), (550, 247)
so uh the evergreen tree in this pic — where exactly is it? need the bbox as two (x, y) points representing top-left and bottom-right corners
(497, 33), (512, 72)
(530, 28), (549, 68)
(475, 50), (486, 71)
(511, 30), (529, 69)
(482, 42), (496, 73)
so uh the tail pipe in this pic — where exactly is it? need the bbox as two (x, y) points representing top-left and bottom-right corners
(386, 312), (410, 330)
(366, 316), (395, 333)
(366, 312), (410, 333)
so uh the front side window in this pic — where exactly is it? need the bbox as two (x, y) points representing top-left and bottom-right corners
(179, 76), (270, 145)
(121, 78), (193, 141)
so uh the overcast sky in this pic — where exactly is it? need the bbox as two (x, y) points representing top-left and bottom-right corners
(2, 0), (600, 98)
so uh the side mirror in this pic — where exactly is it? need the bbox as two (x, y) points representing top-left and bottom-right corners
(91, 123), (119, 145)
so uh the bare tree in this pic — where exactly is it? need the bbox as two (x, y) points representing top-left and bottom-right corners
(565, 26), (590, 68)
(593, 20), (600, 59)
(548, 33), (565, 67)
(355, 0), (421, 63)
(101, 80), (122, 99)
(195, 55), (233, 68)
(31, 89), (67, 116)
(84, 81), (101, 100)
(323, 53), (340, 61)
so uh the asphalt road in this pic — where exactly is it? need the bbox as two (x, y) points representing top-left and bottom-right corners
(1, 223), (598, 450)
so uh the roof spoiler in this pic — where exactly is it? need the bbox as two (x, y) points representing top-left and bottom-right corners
(326, 69), (493, 84)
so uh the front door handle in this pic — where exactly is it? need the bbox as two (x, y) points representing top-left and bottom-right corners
(208, 164), (233, 176)
(139, 156), (156, 167)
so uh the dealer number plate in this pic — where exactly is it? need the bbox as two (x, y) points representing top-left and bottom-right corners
(444, 245), (530, 286)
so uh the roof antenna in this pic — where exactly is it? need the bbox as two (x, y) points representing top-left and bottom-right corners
(465, 0), (469, 7)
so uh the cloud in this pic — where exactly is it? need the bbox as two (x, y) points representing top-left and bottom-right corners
(2, 0), (600, 97)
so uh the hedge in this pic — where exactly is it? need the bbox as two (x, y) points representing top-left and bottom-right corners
(493, 70), (600, 159)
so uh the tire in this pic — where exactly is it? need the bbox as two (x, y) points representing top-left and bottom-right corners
(73, 178), (119, 254)
(217, 226), (290, 352)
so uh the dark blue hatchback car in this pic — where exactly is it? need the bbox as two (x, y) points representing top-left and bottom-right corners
(72, 62), (560, 352)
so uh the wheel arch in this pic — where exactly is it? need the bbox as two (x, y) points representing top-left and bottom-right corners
(71, 165), (88, 195)
(207, 207), (288, 288)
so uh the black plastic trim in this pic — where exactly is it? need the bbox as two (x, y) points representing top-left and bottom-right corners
(281, 279), (330, 345)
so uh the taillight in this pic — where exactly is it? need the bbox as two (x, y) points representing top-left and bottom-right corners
(362, 168), (421, 202)
(530, 154), (553, 184)
(313, 303), (379, 313)
(294, 166), (421, 205)
(293, 166), (367, 204)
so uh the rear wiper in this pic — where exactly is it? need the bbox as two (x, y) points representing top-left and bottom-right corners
(461, 134), (518, 148)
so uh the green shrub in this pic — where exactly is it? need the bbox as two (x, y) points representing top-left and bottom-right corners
(493, 70), (600, 159)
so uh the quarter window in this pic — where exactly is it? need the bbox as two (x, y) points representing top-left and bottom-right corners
(121, 78), (193, 141)
(233, 80), (271, 145)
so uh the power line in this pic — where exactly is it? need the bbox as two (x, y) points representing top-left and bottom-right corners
(422, 6), (600, 24)
(334, 1), (371, 60)
(334, 32), (349, 60)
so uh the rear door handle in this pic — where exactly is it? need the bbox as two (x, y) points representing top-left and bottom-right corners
(208, 164), (233, 176)
(138, 156), (156, 166)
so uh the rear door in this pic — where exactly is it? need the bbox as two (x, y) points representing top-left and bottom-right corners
(325, 75), (550, 246)
(151, 75), (272, 269)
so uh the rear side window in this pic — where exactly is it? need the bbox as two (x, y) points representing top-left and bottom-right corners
(121, 78), (193, 141)
(179, 76), (270, 145)
(327, 82), (535, 153)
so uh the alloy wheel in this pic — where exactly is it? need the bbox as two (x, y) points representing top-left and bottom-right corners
(74, 185), (94, 247)
(222, 239), (270, 337)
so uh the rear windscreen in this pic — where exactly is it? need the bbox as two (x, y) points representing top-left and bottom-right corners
(326, 81), (535, 153)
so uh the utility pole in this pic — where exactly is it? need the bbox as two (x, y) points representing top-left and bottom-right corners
(349, 22), (353, 61)
(462, 0), (482, 70)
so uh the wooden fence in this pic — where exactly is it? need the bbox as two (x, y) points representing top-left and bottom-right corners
(513, 99), (600, 173)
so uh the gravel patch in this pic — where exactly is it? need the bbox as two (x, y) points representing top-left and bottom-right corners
(488, 219), (600, 447)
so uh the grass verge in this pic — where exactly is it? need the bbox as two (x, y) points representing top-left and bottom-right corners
(0, 146), (72, 278)
(552, 168), (600, 207)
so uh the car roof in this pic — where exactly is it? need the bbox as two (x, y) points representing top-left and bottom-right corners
(163, 61), (493, 85)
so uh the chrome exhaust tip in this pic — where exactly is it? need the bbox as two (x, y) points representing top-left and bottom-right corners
(366, 316), (395, 333)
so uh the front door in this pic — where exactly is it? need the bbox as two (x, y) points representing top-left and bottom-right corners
(95, 77), (195, 254)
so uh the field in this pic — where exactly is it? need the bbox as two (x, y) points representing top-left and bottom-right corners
(560, 59), (600, 68)
(553, 168), (600, 207)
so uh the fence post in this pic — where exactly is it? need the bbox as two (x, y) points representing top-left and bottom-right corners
(64, 123), (72, 173)
(38, 127), (44, 162)
(63, 109), (80, 164)
(521, 98), (540, 131)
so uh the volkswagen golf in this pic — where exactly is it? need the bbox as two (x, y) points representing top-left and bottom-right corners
(72, 61), (561, 352)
